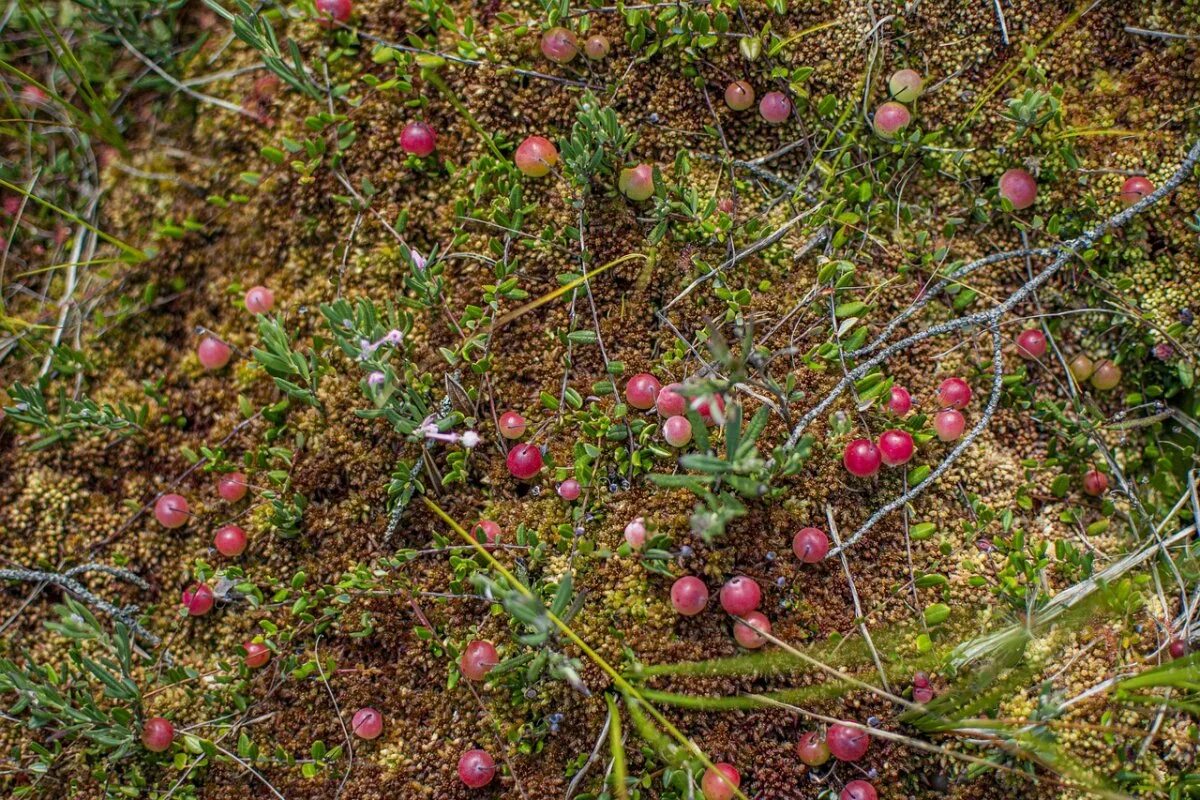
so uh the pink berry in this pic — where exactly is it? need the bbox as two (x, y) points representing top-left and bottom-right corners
(937, 377), (971, 409)
(796, 732), (830, 766)
(759, 91), (791, 124)
(724, 80), (755, 111)
(245, 286), (274, 314)
(1168, 638), (1190, 659)
(719, 576), (761, 616)
(473, 519), (502, 548)
(1120, 176), (1154, 205)
(792, 527), (829, 563)
(243, 641), (270, 669)
(1082, 470), (1108, 497)
(656, 383), (686, 416)
(733, 611), (771, 649)
(214, 524), (247, 557)
(314, 0), (351, 24)
(701, 762), (741, 800)
(625, 373), (661, 410)
(873, 101), (911, 138)
(624, 518), (647, 549)
(217, 472), (249, 502)
(1016, 329), (1046, 360)
(400, 121), (437, 157)
(670, 576), (709, 616)
(141, 717), (174, 752)
(514, 135), (558, 178)
(1, 195), (19, 216)
(20, 85), (48, 105)
(843, 438), (882, 477)
(888, 385), (912, 415)
(914, 686), (934, 704)
(498, 410), (527, 439)
(458, 748), (496, 788)
(694, 393), (725, 426)
(460, 640), (499, 681)
(182, 583), (214, 616)
(717, 197), (736, 215)
(619, 164), (655, 202)
(583, 35), (610, 60)
(878, 429), (914, 467)
(841, 780), (878, 800)
(827, 722), (870, 761)
(663, 415), (692, 448)
(558, 479), (581, 501)
(913, 671), (930, 688)
(154, 493), (190, 528)
(1090, 359), (1122, 391)
(351, 708), (383, 740)
(933, 409), (966, 442)
(888, 68), (923, 102)
(506, 443), (543, 480)
(197, 336), (232, 370)
(998, 168), (1037, 210)
(541, 27), (578, 63)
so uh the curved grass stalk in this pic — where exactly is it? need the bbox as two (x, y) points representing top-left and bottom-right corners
(0, 178), (148, 262)
(605, 693), (627, 800)
(495, 252), (648, 329)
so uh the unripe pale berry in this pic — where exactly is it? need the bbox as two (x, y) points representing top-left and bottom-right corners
(458, 748), (496, 788)
(214, 524), (247, 557)
(218, 472), (249, 502)
(198, 336), (232, 370)
(878, 429), (914, 466)
(558, 479), (581, 501)
(888, 385), (912, 415)
(498, 411), (526, 439)
(998, 168), (1037, 210)
(1168, 638), (1190, 659)
(843, 438), (881, 477)
(618, 164), (655, 202)
(154, 494), (190, 528)
(656, 383), (686, 416)
(584, 35), (610, 60)
(733, 611), (770, 649)
(1016, 328), (1046, 359)
(724, 80), (755, 111)
(934, 409), (966, 442)
(888, 68), (923, 102)
(701, 762), (740, 800)
(1090, 359), (1121, 391)
(245, 286), (274, 314)
(1082, 470), (1108, 496)
(351, 707), (383, 739)
(792, 527), (829, 563)
(400, 121), (436, 157)
(796, 732), (831, 766)
(1069, 354), (1094, 382)
(759, 91), (791, 123)
(827, 722), (870, 761)
(515, 136), (558, 177)
(141, 717), (174, 752)
(1119, 176), (1154, 205)
(670, 576), (708, 616)
(663, 415), (692, 448)
(873, 101), (911, 138)
(720, 576), (761, 616)
(473, 519), (501, 548)
(506, 444), (543, 479)
(461, 640), (499, 681)
(625, 373), (661, 410)
(243, 641), (270, 669)
(541, 27), (578, 64)
(624, 518), (647, 549)
(314, 0), (351, 25)
(842, 780), (878, 800)
(937, 377), (972, 409)
(182, 583), (214, 616)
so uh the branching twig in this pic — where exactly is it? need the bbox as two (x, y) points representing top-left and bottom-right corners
(0, 565), (159, 647)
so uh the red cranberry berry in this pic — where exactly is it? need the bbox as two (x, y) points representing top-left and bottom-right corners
(540, 27), (578, 63)
(841, 780), (878, 800)
(914, 685), (934, 704)
(759, 91), (791, 124)
(154, 493), (190, 528)
(793, 527), (829, 563)
(1119, 176), (1154, 205)
(583, 35), (610, 60)
(625, 373), (661, 410)
(656, 383), (686, 416)
(243, 641), (270, 669)
(506, 444), (543, 480)
(827, 722), (870, 761)
(937, 377), (972, 409)
(1090, 359), (1121, 391)
(624, 518), (647, 549)
(141, 717), (174, 752)
(701, 762), (741, 800)
(498, 410), (527, 439)
(888, 385), (912, 415)
(998, 168), (1037, 210)
(473, 519), (502, 548)
(843, 438), (882, 477)
(214, 524), (248, 557)
(515, 136), (558, 178)
(663, 415), (692, 448)
(888, 68), (923, 102)
(245, 286), (274, 314)
(720, 576), (761, 616)
(670, 576), (709, 616)
(724, 80), (755, 111)
(458, 748), (496, 788)
(217, 472), (249, 502)
(619, 164), (656, 202)
(733, 611), (771, 649)
(460, 640), (499, 681)
(314, 0), (351, 25)
(198, 336), (232, 370)
(873, 101), (911, 138)
(717, 197), (736, 214)
(558, 479), (581, 501)
(1168, 638), (1190, 659)
(400, 121), (437, 157)
(796, 732), (830, 766)
(1016, 329), (1047, 359)
(878, 429), (914, 467)
(933, 409), (966, 442)
(1082, 470), (1108, 496)
(351, 707), (383, 740)
(694, 393), (725, 426)
(182, 583), (214, 616)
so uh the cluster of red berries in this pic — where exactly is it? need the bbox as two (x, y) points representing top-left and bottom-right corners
(539, 26), (610, 64)
(872, 69), (924, 139)
(723, 80), (791, 124)
(998, 169), (1154, 212)
(795, 724), (876, 798)
(624, 373), (725, 450)
(496, 410), (544, 480)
